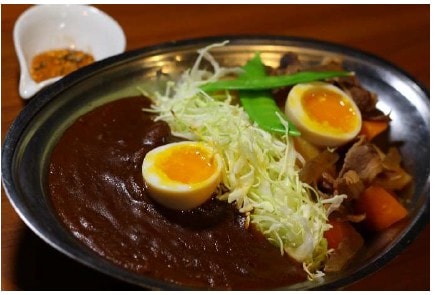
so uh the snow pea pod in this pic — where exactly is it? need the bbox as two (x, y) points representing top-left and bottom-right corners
(201, 70), (351, 92)
(238, 52), (300, 136)
(239, 91), (298, 135)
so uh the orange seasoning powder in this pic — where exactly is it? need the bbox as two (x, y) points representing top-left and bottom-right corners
(30, 49), (94, 83)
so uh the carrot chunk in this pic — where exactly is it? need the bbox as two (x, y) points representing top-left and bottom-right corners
(356, 185), (408, 231)
(359, 120), (389, 141)
(324, 220), (364, 272)
(324, 220), (355, 249)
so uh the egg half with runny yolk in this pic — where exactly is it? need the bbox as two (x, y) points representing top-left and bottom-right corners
(142, 141), (223, 210)
(285, 81), (362, 147)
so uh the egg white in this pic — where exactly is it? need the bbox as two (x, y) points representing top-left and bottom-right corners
(285, 82), (362, 147)
(142, 141), (223, 210)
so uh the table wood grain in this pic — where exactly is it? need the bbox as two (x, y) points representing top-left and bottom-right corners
(1, 4), (429, 291)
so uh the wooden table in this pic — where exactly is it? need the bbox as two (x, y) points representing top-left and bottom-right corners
(1, 4), (429, 291)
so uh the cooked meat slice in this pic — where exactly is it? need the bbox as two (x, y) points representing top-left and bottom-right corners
(308, 60), (344, 72)
(339, 137), (383, 183)
(334, 76), (378, 113)
(373, 147), (412, 191)
(319, 172), (336, 194)
(334, 76), (390, 121)
(277, 52), (302, 74)
(334, 170), (365, 200)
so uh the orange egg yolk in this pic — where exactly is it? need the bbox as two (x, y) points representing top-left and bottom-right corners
(155, 145), (217, 184)
(302, 87), (358, 133)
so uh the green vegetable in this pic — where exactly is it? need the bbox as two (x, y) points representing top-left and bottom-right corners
(238, 53), (300, 136)
(201, 69), (352, 92)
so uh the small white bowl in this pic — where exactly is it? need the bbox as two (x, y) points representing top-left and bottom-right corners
(13, 5), (126, 99)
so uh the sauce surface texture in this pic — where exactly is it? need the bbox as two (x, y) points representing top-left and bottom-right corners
(47, 97), (306, 290)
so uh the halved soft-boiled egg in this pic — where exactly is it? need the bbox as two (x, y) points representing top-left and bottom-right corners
(142, 141), (223, 210)
(285, 81), (362, 147)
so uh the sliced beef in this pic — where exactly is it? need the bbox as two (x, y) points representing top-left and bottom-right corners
(334, 170), (365, 200)
(373, 147), (413, 191)
(274, 52), (303, 75)
(338, 137), (383, 184)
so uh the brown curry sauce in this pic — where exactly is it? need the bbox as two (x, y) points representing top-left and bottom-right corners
(47, 96), (306, 290)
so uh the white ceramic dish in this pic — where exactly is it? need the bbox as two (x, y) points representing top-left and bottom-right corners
(13, 4), (126, 99)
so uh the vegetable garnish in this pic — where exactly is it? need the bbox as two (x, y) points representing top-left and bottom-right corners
(200, 70), (352, 92)
(144, 42), (347, 278)
(239, 52), (300, 136)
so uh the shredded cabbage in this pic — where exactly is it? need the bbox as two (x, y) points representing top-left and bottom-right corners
(141, 41), (345, 275)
